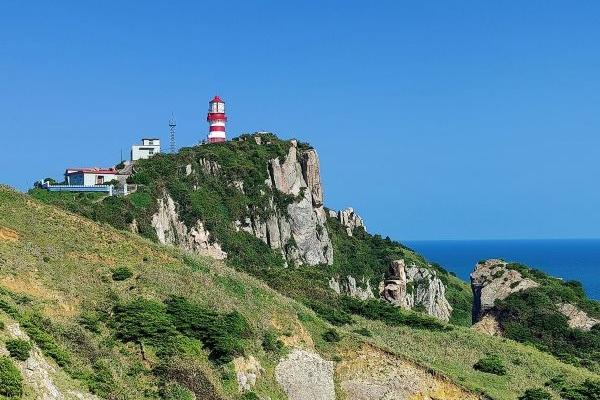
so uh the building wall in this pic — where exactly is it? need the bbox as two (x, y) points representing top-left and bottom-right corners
(131, 145), (160, 161)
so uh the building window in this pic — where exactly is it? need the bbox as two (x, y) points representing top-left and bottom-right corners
(96, 176), (104, 185)
(149, 149), (154, 155)
(148, 140), (153, 145)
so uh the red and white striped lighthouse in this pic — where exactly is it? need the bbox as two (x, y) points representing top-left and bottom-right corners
(207, 96), (227, 143)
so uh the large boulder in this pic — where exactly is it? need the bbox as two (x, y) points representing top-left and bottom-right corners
(275, 349), (335, 400)
(380, 260), (452, 322)
(337, 207), (365, 236)
(329, 275), (375, 300)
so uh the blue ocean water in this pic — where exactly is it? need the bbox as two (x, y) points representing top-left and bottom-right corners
(404, 239), (600, 300)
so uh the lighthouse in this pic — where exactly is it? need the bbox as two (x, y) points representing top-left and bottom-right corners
(206, 96), (227, 143)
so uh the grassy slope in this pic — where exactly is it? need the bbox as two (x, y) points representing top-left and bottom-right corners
(3, 187), (600, 399)
(0, 187), (332, 399)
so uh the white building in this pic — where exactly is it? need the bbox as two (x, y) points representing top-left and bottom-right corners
(64, 168), (119, 186)
(131, 138), (160, 161)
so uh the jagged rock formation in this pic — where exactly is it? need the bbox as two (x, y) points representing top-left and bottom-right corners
(379, 259), (452, 322)
(328, 275), (375, 300)
(236, 141), (333, 266)
(151, 194), (227, 260)
(558, 303), (599, 331)
(275, 349), (335, 400)
(337, 207), (365, 236)
(470, 259), (538, 324)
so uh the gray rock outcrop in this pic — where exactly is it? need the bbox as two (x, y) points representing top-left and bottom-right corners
(380, 260), (452, 322)
(470, 259), (538, 323)
(151, 194), (227, 260)
(329, 275), (375, 300)
(558, 303), (599, 331)
(236, 141), (333, 266)
(338, 207), (365, 236)
(275, 349), (335, 400)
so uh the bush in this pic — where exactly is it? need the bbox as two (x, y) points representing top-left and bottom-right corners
(20, 313), (71, 367)
(262, 331), (284, 353)
(353, 327), (372, 337)
(111, 266), (133, 281)
(473, 355), (507, 375)
(165, 296), (251, 363)
(86, 359), (114, 397)
(79, 311), (101, 333)
(561, 379), (600, 400)
(322, 329), (340, 343)
(0, 356), (22, 398)
(113, 298), (177, 347)
(241, 392), (260, 400)
(5, 339), (32, 361)
(519, 388), (552, 400)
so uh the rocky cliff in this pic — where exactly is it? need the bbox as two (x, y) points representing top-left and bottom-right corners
(380, 259), (453, 322)
(234, 140), (333, 266)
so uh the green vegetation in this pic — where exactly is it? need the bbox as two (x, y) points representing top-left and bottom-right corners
(519, 388), (552, 400)
(473, 354), (507, 375)
(0, 356), (22, 398)
(5, 339), (32, 361)
(322, 328), (340, 343)
(494, 263), (600, 371)
(111, 266), (133, 281)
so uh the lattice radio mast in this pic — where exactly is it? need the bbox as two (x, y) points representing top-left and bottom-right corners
(169, 114), (176, 153)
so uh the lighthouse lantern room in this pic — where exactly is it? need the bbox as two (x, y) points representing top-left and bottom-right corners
(207, 96), (227, 143)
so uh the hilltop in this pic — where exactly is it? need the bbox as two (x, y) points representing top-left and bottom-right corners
(14, 132), (600, 399)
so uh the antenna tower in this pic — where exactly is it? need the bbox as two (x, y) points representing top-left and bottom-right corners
(169, 114), (176, 153)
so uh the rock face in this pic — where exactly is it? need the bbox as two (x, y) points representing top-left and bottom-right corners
(275, 349), (335, 400)
(329, 275), (375, 300)
(558, 303), (599, 331)
(151, 194), (227, 260)
(380, 260), (453, 322)
(471, 259), (538, 323)
(233, 355), (263, 392)
(337, 207), (365, 236)
(4, 322), (99, 400)
(237, 141), (333, 266)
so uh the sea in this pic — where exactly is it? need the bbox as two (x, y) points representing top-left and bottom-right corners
(404, 239), (600, 300)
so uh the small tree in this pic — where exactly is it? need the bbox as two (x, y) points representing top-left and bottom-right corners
(6, 339), (32, 361)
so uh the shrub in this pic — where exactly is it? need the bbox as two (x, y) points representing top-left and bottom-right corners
(262, 331), (284, 353)
(0, 321), (5, 330)
(353, 327), (372, 337)
(241, 392), (260, 400)
(20, 313), (71, 367)
(5, 339), (32, 361)
(0, 356), (22, 398)
(79, 311), (101, 333)
(322, 329), (340, 343)
(519, 388), (552, 400)
(561, 379), (600, 400)
(111, 266), (133, 281)
(165, 296), (251, 363)
(86, 359), (114, 397)
(307, 301), (353, 326)
(473, 355), (506, 375)
(113, 298), (176, 347)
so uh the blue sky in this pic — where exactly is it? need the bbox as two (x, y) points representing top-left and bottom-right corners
(1, 1), (599, 240)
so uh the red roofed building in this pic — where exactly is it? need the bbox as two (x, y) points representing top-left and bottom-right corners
(207, 96), (227, 143)
(64, 167), (118, 186)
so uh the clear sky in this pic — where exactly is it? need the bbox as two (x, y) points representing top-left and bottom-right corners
(1, 1), (599, 240)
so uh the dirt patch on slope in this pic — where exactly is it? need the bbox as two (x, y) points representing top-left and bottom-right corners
(0, 227), (19, 242)
(0, 275), (78, 317)
(337, 344), (479, 400)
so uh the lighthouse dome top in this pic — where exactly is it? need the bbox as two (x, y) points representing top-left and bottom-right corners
(210, 95), (225, 104)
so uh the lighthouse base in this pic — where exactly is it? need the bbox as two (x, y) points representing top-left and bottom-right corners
(208, 137), (226, 144)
